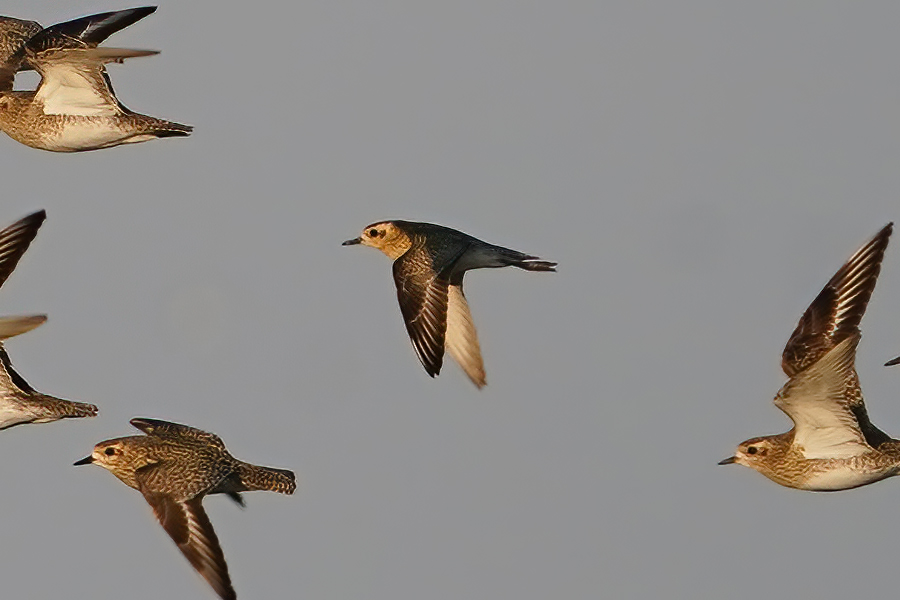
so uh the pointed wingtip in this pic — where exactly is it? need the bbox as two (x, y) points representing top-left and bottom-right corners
(886, 356), (900, 367)
(0, 315), (47, 340)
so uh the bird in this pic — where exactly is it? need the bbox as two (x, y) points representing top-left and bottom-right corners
(75, 418), (296, 600)
(343, 220), (556, 387)
(0, 6), (192, 152)
(0, 209), (98, 429)
(0, 210), (50, 340)
(718, 222), (900, 491)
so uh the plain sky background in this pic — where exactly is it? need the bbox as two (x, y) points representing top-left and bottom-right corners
(1, 2), (900, 599)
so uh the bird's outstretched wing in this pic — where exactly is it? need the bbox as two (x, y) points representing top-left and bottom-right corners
(775, 335), (870, 459)
(130, 418), (227, 449)
(444, 283), (485, 387)
(782, 223), (892, 376)
(141, 491), (235, 600)
(0, 210), (45, 291)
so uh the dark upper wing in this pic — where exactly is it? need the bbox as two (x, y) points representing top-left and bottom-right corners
(0, 210), (45, 291)
(130, 418), (227, 449)
(392, 242), (462, 377)
(25, 7), (156, 53)
(782, 223), (892, 376)
(141, 492), (235, 600)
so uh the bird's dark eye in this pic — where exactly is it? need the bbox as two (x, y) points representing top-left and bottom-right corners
(104, 447), (116, 456)
(368, 228), (379, 237)
(747, 446), (757, 455)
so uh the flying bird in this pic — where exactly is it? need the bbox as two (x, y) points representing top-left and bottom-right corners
(0, 6), (191, 152)
(719, 223), (900, 491)
(0, 209), (98, 429)
(343, 220), (556, 387)
(76, 418), (296, 600)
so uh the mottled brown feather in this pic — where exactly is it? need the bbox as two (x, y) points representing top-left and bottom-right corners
(392, 236), (468, 377)
(142, 492), (235, 600)
(782, 222), (892, 376)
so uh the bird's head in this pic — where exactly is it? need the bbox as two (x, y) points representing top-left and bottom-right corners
(719, 436), (777, 470)
(343, 221), (411, 259)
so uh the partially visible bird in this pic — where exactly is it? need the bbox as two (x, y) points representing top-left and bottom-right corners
(719, 223), (900, 491)
(0, 342), (98, 429)
(0, 209), (98, 429)
(75, 418), (296, 600)
(0, 6), (191, 152)
(0, 210), (49, 340)
(343, 220), (556, 388)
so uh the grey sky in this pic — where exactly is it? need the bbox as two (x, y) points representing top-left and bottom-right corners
(1, 1), (899, 599)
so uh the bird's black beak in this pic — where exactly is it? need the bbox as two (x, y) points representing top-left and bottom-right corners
(717, 456), (736, 465)
(886, 356), (900, 366)
(73, 456), (94, 466)
(342, 237), (362, 246)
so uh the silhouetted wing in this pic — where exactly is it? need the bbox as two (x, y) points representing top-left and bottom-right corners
(775, 335), (870, 459)
(142, 493), (235, 600)
(130, 418), (226, 449)
(0, 210), (45, 291)
(444, 283), (485, 387)
(782, 223), (892, 376)
(30, 7), (156, 50)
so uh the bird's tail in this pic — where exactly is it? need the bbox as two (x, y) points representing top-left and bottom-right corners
(139, 118), (193, 138)
(152, 122), (193, 138)
(32, 395), (98, 422)
(477, 242), (558, 272)
(238, 463), (297, 495)
(498, 248), (557, 272)
(511, 256), (557, 271)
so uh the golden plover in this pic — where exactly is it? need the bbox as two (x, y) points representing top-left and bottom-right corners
(343, 220), (556, 387)
(0, 209), (97, 429)
(0, 7), (192, 152)
(75, 418), (296, 600)
(719, 223), (900, 491)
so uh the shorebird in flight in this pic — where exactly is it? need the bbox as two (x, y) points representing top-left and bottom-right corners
(0, 6), (191, 152)
(719, 223), (900, 491)
(344, 220), (556, 388)
(76, 418), (296, 600)
(0, 209), (98, 429)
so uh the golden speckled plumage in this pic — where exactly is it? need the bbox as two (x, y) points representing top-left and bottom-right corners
(77, 418), (295, 600)
(721, 223), (900, 491)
